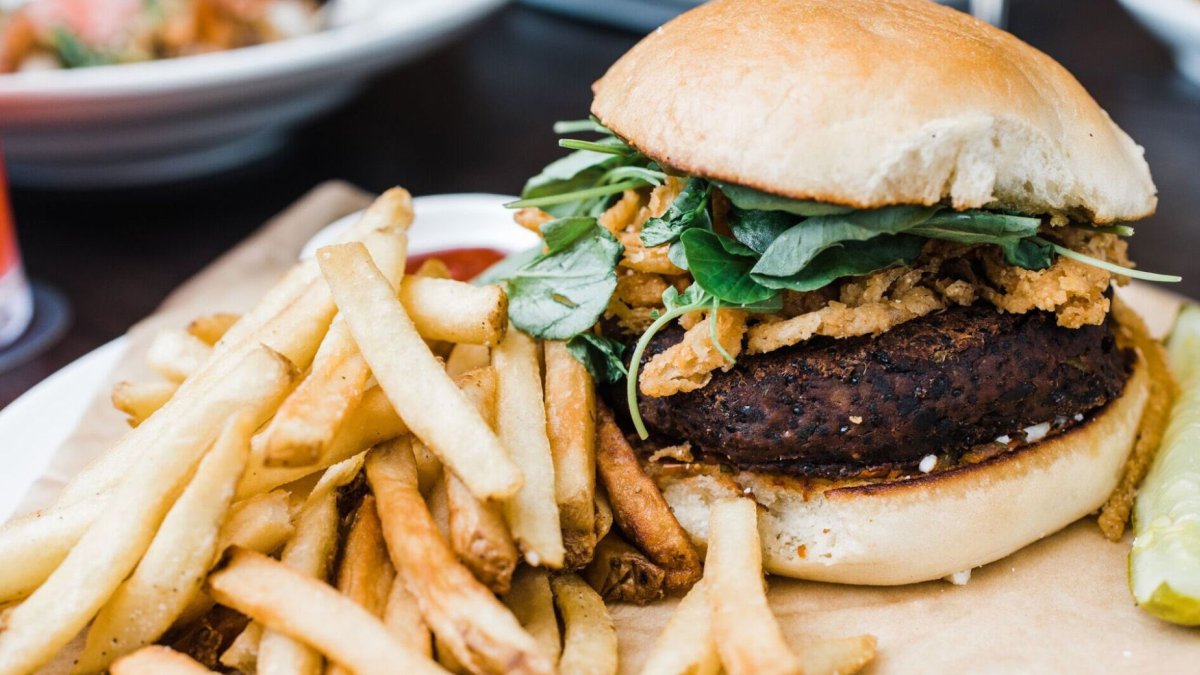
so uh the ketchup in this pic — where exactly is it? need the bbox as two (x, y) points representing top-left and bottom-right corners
(406, 248), (507, 282)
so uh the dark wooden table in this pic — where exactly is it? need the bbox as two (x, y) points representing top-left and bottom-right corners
(3, 0), (1198, 407)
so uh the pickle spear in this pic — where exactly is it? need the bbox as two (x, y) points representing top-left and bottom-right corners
(1130, 304), (1200, 625)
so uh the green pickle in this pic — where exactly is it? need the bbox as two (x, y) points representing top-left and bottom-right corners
(1130, 304), (1200, 625)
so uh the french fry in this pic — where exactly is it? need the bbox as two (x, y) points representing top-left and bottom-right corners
(317, 242), (522, 501)
(366, 440), (553, 675)
(256, 478), (342, 675)
(260, 319), (372, 467)
(502, 567), (561, 666)
(446, 470), (519, 595)
(237, 386), (406, 500)
(584, 533), (666, 605)
(543, 340), (598, 568)
(445, 343), (490, 378)
(414, 257), (453, 279)
(110, 646), (215, 675)
(147, 329), (214, 383)
(594, 490), (614, 542)
(216, 490), (295, 555)
(705, 498), (800, 675)
(172, 489), (297, 631)
(219, 622), (262, 673)
(400, 276), (508, 346)
(412, 439), (444, 497)
(552, 573), (619, 675)
(186, 313), (241, 346)
(447, 367), (519, 594)
(328, 496), (396, 675)
(112, 380), (178, 427)
(77, 412), (257, 673)
(0, 497), (96, 604)
(335, 496), (395, 616)
(596, 405), (701, 592)
(640, 579), (720, 675)
(384, 566), (433, 659)
(207, 549), (445, 675)
(494, 328), (565, 568)
(0, 347), (296, 675)
(794, 635), (877, 675)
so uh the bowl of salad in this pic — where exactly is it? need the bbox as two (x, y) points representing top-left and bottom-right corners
(0, 0), (506, 188)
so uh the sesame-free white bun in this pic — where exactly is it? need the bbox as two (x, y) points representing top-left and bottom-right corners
(591, 0), (1157, 223)
(654, 354), (1149, 585)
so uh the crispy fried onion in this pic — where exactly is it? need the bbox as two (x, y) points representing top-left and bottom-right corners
(640, 308), (748, 397)
(747, 232), (1126, 355)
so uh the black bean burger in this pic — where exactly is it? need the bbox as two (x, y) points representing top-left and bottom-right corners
(493, 0), (1180, 584)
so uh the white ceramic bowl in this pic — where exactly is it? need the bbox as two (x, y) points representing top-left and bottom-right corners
(0, 0), (506, 188)
(1118, 0), (1200, 87)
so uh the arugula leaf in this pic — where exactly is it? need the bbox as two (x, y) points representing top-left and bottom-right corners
(907, 211), (1051, 268)
(518, 150), (618, 216)
(751, 206), (939, 277)
(753, 235), (925, 291)
(729, 207), (796, 254)
(717, 182), (855, 216)
(566, 333), (628, 384)
(503, 218), (624, 340)
(667, 240), (689, 270)
(679, 229), (778, 305)
(641, 178), (712, 247)
(541, 216), (597, 252)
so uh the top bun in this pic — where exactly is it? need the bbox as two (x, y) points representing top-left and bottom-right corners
(591, 0), (1156, 223)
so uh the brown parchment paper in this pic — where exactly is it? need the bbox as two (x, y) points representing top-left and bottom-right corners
(13, 185), (1197, 673)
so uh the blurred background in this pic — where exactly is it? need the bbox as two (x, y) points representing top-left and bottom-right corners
(1, 0), (1198, 405)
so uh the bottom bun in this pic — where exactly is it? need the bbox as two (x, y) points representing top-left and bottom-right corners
(655, 353), (1150, 585)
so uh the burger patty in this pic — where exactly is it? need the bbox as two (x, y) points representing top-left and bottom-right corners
(637, 303), (1130, 475)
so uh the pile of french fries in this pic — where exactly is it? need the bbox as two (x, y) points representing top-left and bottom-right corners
(0, 188), (876, 675)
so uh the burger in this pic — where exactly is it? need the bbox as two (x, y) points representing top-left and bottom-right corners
(496, 0), (1179, 585)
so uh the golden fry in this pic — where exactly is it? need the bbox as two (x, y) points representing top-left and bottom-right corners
(147, 329), (214, 383)
(640, 580), (719, 675)
(596, 405), (701, 592)
(328, 496), (396, 675)
(552, 573), (619, 675)
(400, 276), (508, 346)
(705, 498), (799, 675)
(208, 549), (445, 675)
(111, 380), (178, 427)
(318, 242), (522, 501)
(502, 567), (561, 666)
(186, 313), (241, 346)
(366, 440), (552, 675)
(110, 646), (215, 675)
(543, 340), (598, 569)
(494, 328), (565, 568)
(77, 413), (257, 673)
(447, 367), (519, 594)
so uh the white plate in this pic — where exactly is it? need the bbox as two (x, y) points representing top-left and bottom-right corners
(0, 193), (533, 522)
(0, 0), (506, 188)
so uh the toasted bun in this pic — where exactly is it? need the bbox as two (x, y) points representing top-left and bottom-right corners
(592, 0), (1156, 223)
(655, 352), (1149, 585)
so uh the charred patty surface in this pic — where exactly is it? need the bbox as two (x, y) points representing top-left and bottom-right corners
(637, 304), (1130, 475)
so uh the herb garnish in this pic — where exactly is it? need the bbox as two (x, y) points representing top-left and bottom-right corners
(498, 119), (1182, 439)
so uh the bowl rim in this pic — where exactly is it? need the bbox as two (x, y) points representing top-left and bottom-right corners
(0, 0), (504, 98)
